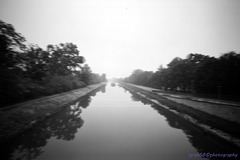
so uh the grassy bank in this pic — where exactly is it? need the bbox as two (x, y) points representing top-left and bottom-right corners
(0, 83), (106, 144)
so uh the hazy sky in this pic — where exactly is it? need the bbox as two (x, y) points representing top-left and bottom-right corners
(1, 0), (240, 78)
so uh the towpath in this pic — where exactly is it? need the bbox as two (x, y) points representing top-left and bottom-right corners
(126, 83), (240, 124)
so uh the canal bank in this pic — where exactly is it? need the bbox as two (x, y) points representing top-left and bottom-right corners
(2, 83), (238, 160)
(120, 82), (240, 149)
(0, 83), (106, 144)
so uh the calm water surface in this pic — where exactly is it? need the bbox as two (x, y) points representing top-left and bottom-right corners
(2, 83), (233, 160)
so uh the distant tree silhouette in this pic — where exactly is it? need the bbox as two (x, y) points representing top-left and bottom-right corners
(123, 52), (240, 100)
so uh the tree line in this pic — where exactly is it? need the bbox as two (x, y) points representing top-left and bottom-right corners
(0, 20), (106, 107)
(123, 52), (240, 100)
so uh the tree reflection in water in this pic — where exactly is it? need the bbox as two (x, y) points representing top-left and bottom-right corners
(2, 85), (106, 160)
(126, 88), (239, 154)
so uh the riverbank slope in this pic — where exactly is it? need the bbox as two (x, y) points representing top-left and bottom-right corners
(0, 83), (106, 144)
(120, 82), (240, 149)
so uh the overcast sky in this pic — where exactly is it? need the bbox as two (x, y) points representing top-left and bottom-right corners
(1, 0), (240, 78)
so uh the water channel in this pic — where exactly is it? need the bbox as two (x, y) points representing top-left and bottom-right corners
(2, 83), (236, 160)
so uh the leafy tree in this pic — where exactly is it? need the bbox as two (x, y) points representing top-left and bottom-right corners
(0, 20), (26, 69)
(124, 69), (154, 86)
(166, 57), (186, 90)
(218, 52), (240, 95)
(150, 66), (169, 89)
(25, 45), (50, 80)
(47, 43), (85, 76)
(182, 53), (212, 92)
(80, 64), (92, 85)
(163, 54), (213, 91)
(101, 73), (107, 82)
(0, 20), (27, 106)
(193, 56), (219, 93)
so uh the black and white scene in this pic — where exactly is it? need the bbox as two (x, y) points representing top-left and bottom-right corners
(0, 0), (240, 159)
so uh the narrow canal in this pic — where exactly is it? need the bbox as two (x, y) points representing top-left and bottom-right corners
(2, 83), (234, 160)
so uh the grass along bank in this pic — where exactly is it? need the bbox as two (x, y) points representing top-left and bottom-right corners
(0, 83), (106, 144)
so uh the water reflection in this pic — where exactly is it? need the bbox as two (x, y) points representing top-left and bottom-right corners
(1, 85), (106, 160)
(125, 88), (239, 154)
(100, 84), (106, 93)
(2, 83), (239, 160)
(110, 82), (116, 87)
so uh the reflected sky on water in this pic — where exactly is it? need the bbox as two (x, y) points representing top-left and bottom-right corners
(1, 83), (237, 160)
